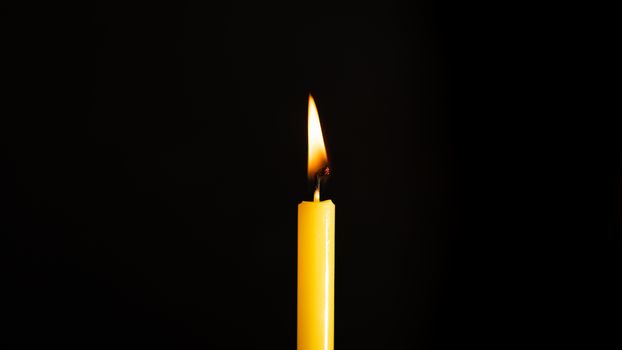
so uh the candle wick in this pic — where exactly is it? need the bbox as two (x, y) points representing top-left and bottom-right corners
(314, 177), (321, 202)
(312, 165), (330, 202)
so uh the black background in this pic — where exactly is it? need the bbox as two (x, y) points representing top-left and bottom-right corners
(1, 1), (619, 349)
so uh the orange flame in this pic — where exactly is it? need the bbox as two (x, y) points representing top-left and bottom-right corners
(307, 94), (328, 181)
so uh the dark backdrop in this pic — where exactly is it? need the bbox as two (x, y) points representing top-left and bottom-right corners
(2, 1), (618, 349)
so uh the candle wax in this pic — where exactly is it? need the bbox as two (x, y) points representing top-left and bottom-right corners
(298, 199), (335, 350)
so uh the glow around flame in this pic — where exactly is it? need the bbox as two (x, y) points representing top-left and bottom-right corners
(307, 94), (328, 180)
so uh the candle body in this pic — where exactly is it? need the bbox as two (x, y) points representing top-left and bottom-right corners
(298, 200), (335, 350)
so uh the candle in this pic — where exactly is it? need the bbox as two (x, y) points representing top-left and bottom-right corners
(298, 94), (335, 350)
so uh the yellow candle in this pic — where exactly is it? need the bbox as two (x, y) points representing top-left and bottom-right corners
(298, 95), (335, 350)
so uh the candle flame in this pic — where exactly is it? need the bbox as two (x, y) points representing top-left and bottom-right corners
(308, 94), (328, 180)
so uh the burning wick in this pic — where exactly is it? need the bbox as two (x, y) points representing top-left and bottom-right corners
(313, 166), (331, 202)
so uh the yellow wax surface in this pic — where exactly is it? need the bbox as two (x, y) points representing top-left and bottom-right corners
(298, 199), (335, 350)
